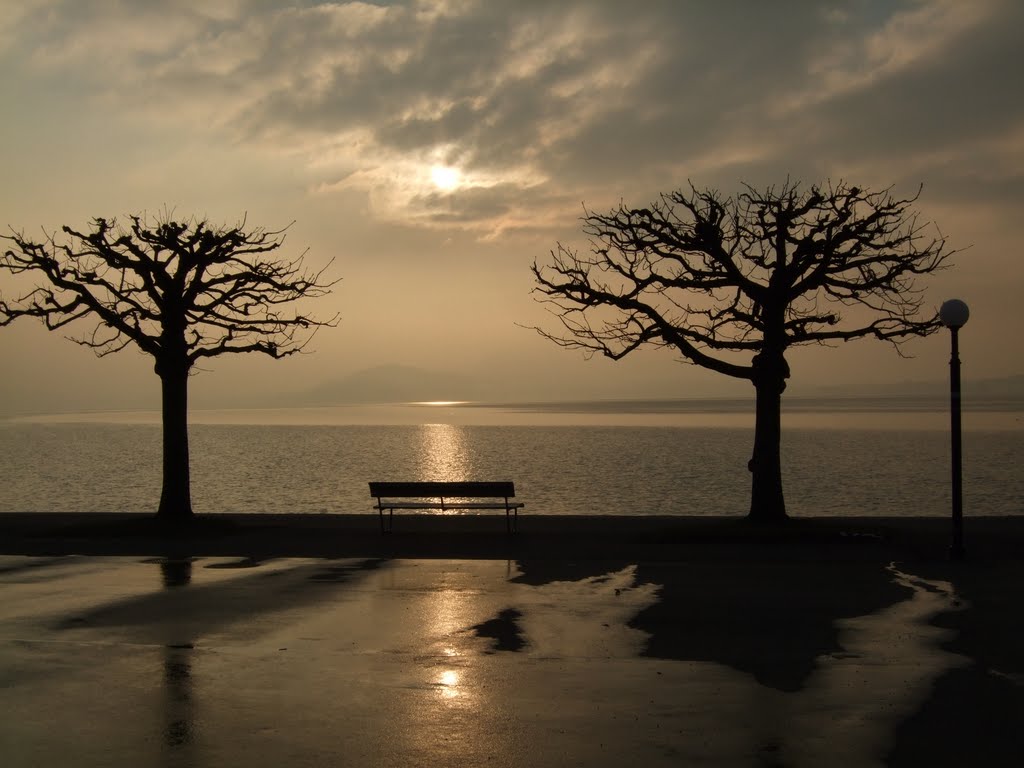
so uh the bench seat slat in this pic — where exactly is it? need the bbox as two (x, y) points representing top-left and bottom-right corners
(369, 481), (517, 498)
(369, 480), (523, 533)
(373, 502), (526, 510)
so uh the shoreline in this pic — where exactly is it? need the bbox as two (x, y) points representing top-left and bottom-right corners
(2, 512), (1021, 563)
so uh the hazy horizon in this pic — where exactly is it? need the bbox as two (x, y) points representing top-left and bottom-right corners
(2, 2), (1022, 417)
(2, 361), (1023, 421)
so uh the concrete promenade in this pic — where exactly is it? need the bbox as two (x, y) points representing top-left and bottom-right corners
(1, 513), (1022, 766)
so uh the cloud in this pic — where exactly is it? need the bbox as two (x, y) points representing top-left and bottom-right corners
(789, 0), (998, 110)
(6, 0), (1023, 233)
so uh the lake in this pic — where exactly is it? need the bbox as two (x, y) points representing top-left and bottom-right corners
(1, 398), (1021, 517)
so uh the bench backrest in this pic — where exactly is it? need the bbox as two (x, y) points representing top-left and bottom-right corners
(369, 481), (516, 498)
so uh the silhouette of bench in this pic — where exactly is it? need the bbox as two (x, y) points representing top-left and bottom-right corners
(369, 481), (524, 533)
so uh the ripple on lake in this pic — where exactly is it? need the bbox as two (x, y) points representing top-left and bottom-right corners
(0, 422), (1021, 517)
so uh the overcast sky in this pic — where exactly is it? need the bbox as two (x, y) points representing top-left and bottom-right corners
(1, 0), (1022, 415)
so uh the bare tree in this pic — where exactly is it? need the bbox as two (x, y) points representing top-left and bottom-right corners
(531, 181), (954, 521)
(1, 215), (339, 521)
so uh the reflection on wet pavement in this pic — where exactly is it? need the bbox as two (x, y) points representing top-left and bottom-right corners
(162, 645), (194, 750)
(472, 608), (525, 652)
(0, 555), (988, 767)
(159, 558), (194, 589)
(155, 559), (197, 761)
(513, 565), (659, 658)
(622, 559), (917, 691)
(778, 565), (968, 765)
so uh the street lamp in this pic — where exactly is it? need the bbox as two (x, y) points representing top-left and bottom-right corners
(939, 298), (969, 560)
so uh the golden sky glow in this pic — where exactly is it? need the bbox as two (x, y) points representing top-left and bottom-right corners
(430, 165), (461, 192)
(1, 0), (1022, 415)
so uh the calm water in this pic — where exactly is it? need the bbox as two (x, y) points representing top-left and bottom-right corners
(0, 400), (1021, 517)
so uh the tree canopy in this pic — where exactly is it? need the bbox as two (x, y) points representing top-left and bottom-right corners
(533, 181), (950, 375)
(1, 215), (338, 369)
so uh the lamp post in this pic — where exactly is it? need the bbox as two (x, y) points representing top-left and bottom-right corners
(939, 299), (969, 560)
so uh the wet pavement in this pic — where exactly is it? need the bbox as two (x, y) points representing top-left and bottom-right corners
(2, 554), (1022, 766)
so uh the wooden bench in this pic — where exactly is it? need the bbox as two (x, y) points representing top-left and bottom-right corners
(369, 481), (524, 533)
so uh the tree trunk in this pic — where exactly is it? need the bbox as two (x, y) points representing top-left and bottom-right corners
(157, 365), (193, 521)
(747, 351), (789, 522)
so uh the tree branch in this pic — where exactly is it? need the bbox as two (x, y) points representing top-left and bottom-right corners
(1, 214), (339, 370)
(531, 180), (955, 377)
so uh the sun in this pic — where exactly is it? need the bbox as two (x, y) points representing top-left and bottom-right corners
(430, 164), (461, 191)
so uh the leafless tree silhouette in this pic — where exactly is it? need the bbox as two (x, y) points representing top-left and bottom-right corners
(1, 215), (339, 521)
(531, 181), (955, 521)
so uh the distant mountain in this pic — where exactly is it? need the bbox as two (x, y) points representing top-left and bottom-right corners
(798, 374), (1024, 400)
(297, 368), (1024, 407)
(962, 375), (1024, 398)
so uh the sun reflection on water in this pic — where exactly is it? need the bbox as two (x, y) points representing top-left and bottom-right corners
(417, 423), (472, 483)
